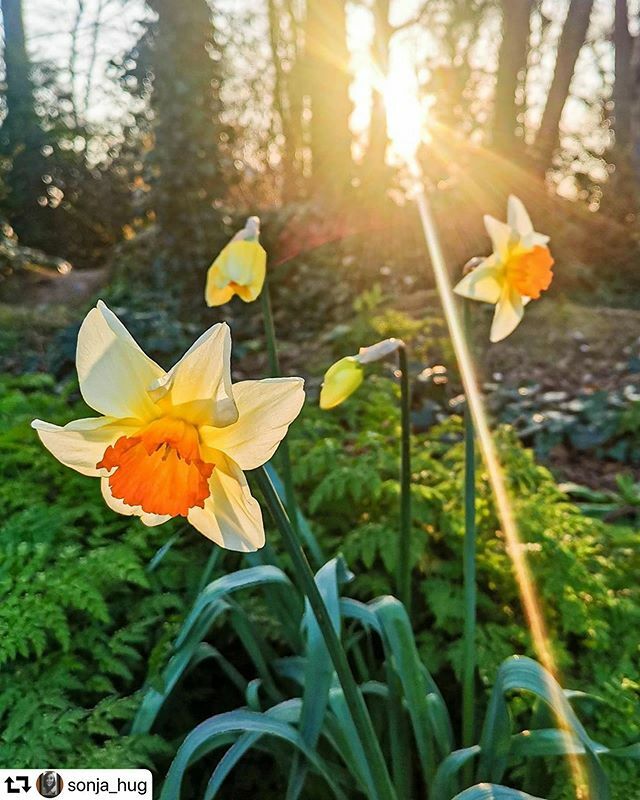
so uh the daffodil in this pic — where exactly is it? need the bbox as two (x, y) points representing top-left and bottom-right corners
(32, 301), (304, 552)
(205, 216), (267, 306)
(453, 195), (554, 342)
(320, 339), (404, 410)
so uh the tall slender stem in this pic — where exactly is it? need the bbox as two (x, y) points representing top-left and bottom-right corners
(461, 300), (477, 774)
(396, 346), (412, 615)
(260, 282), (299, 529)
(254, 468), (397, 800)
(260, 281), (281, 377)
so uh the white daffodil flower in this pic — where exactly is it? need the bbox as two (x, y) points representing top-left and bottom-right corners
(454, 195), (554, 342)
(32, 301), (304, 552)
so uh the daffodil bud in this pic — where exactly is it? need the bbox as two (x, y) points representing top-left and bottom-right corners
(206, 218), (267, 307)
(319, 356), (364, 410)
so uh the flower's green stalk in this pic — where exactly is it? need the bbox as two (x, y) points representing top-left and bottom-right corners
(255, 467), (397, 800)
(396, 346), (412, 615)
(461, 299), (477, 779)
(259, 282), (299, 529)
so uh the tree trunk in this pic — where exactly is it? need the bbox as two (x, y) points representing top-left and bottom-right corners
(144, 0), (227, 293)
(613, 0), (633, 151)
(0, 0), (47, 239)
(605, 0), (638, 215)
(303, 0), (353, 196)
(268, 0), (299, 200)
(492, 0), (533, 155)
(534, 0), (595, 170)
(365, 0), (392, 177)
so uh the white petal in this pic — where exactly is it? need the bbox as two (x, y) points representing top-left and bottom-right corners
(148, 323), (238, 427)
(200, 377), (305, 471)
(523, 231), (551, 250)
(453, 256), (503, 304)
(100, 478), (171, 526)
(484, 215), (512, 260)
(101, 477), (138, 516)
(507, 195), (533, 237)
(76, 301), (164, 420)
(32, 417), (136, 477)
(188, 458), (264, 552)
(140, 512), (172, 527)
(490, 287), (525, 342)
(357, 338), (404, 364)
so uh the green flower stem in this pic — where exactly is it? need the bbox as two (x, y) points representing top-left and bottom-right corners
(259, 282), (298, 530)
(461, 300), (477, 775)
(260, 280), (281, 377)
(396, 346), (412, 615)
(255, 467), (397, 800)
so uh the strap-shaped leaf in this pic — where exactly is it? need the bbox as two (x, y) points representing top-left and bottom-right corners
(340, 595), (454, 782)
(176, 565), (294, 647)
(477, 656), (610, 799)
(131, 601), (232, 734)
(431, 745), (480, 800)
(161, 708), (348, 800)
(204, 700), (301, 799)
(453, 785), (544, 800)
(287, 557), (353, 800)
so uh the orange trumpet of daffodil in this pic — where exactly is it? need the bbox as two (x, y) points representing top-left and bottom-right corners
(32, 301), (304, 551)
(453, 195), (554, 342)
(205, 216), (267, 307)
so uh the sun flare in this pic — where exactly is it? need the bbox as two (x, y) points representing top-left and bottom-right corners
(383, 66), (429, 166)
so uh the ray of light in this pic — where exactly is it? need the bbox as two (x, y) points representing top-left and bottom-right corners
(400, 120), (594, 800)
(406, 158), (591, 797)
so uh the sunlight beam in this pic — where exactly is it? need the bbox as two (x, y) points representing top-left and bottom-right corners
(411, 176), (590, 797)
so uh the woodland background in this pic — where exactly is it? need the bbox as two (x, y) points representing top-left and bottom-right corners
(2, 1), (640, 797)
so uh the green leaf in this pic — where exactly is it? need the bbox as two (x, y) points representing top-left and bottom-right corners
(287, 557), (353, 800)
(431, 746), (480, 800)
(453, 785), (544, 800)
(477, 656), (610, 799)
(176, 566), (294, 648)
(160, 709), (348, 800)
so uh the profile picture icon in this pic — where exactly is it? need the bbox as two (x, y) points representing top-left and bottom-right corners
(37, 771), (63, 797)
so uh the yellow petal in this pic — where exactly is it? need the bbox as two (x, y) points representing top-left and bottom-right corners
(319, 356), (364, 410)
(32, 417), (137, 477)
(188, 456), (264, 551)
(205, 242), (266, 307)
(76, 301), (164, 420)
(200, 377), (305, 471)
(148, 322), (238, 428)
(453, 256), (503, 304)
(484, 215), (512, 261)
(490, 287), (525, 342)
(227, 241), (266, 287)
(205, 267), (236, 307)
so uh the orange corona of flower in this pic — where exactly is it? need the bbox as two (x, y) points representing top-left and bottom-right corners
(32, 301), (305, 551)
(97, 418), (214, 517)
(454, 195), (554, 342)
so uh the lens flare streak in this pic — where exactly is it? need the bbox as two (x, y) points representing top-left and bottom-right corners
(410, 169), (590, 798)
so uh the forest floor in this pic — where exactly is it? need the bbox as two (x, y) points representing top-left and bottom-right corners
(5, 260), (640, 491)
